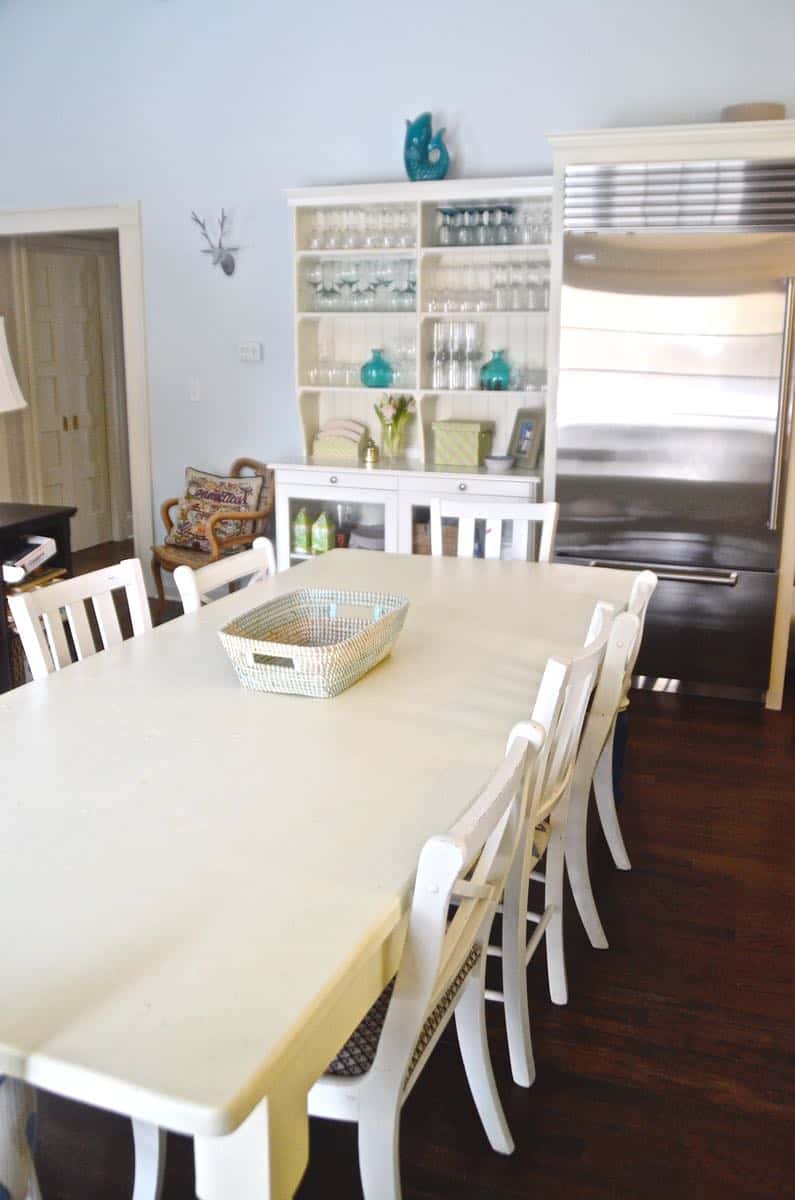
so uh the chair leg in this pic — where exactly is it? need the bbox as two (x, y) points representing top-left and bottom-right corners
(565, 778), (609, 950)
(594, 727), (632, 871)
(357, 1095), (402, 1200)
(151, 558), (167, 625)
(454, 967), (514, 1155)
(0, 1078), (41, 1200)
(612, 709), (630, 806)
(501, 842), (536, 1087)
(544, 821), (568, 1005)
(132, 1121), (166, 1200)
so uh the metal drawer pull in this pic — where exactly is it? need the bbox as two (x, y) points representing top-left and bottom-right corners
(588, 560), (738, 586)
(458, 482), (467, 491)
(329, 475), (338, 484)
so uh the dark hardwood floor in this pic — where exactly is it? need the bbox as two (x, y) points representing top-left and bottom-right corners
(71, 538), (134, 576)
(72, 538), (181, 623)
(33, 682), (794, 1199)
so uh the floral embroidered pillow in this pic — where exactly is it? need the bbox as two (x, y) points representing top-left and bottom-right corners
(165, 468), (264, 553)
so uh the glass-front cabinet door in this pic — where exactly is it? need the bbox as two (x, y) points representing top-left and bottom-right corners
(275, 481), (398, 570)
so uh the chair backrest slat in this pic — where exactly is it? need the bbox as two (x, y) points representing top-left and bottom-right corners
(64, 599), (98, 662)
(92, 590), (124, 649)
(624, 570), (657, 694)
(572, 610), (642, 796)
(9, 558), (152, 682)
(430, 498), (559, 563)
(41, 609), (73, 672)
(526, 620), (610, 825)
(174, 537), (276, 614)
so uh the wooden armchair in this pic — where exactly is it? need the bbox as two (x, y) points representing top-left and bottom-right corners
(151, 457), (274, 621)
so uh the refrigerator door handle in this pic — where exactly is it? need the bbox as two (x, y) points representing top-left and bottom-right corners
(588, 559), (739, 586)
(769, 275), (795, 532)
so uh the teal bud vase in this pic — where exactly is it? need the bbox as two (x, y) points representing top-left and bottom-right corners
(480, 349), (511, 391)
(361, 349), (393, 388)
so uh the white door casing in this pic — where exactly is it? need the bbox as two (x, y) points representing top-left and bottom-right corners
(0, 204), (153, 584)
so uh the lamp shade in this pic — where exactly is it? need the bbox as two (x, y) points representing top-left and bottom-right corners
(0, 316), (27, 414)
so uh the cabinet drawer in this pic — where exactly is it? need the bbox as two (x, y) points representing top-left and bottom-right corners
(276, 468), (399, 492)
(399, 474), (539, 499)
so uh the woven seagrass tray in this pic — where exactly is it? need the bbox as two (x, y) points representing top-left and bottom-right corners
(218, 587), (409, 698)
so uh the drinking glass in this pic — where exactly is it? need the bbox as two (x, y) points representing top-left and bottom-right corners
(431, 322), (450, 389)
(476, 207), (497, 245)
(304, 263), (322, 291)
(325, 210), (342, 250)
(463, 321), (483, 389)
(454, 209), (473, 246)
(437, 207), (455, 246)
(495, 206), (515, 245)
(308, 211), (325, 250)
(342, 207), (362, 249)
(510, 264), (529, 311)
(493, 263), (511, 311)
(363, 212), (380, 249)
(397, 208), (416, 248)
(475, 265), (493, 311)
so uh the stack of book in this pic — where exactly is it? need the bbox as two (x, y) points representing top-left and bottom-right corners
(2, 535), (57, 584)
(312, 419), (369, 461)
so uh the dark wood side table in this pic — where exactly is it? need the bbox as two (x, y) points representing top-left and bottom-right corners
(0, 503), (77, 693)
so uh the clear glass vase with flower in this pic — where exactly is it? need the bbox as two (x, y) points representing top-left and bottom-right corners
(375, 394), (415, 460)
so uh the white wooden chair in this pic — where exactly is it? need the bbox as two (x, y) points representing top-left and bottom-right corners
(7, 558), (164, 1200)
(173, 536), (275, 614)
(307, 724), (543, 1200)
(429, 497), (559, 562)
(565, 570), (658, 950)
(488, 601), (612, 1088)
(8, 558), (152, 681)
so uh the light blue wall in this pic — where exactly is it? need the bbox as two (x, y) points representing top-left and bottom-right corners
(1, 0), (794, 507)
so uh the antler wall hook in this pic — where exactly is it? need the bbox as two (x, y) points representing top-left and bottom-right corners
(191, 209), (239, 276)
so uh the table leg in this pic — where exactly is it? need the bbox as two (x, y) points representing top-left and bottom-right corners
(0, 1078), (41, 1200)
(194, 1087), (309, 1200)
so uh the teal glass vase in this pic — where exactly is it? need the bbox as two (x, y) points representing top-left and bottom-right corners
(361, 349), (393, 388)
(480, 349), (511, 391)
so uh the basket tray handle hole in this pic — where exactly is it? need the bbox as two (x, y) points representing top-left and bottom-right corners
(330, 603), (384, 620)
(253, 653), (295, 669)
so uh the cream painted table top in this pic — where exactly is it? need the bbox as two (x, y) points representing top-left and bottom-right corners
(0, 551), (637, 1198)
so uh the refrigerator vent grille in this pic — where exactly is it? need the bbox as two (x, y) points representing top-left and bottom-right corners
(564, 159), (795, 230)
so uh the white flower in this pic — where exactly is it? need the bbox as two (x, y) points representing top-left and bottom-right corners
(381, 401), (397, 422)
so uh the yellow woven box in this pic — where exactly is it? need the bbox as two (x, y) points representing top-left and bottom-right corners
(432, 420), (494, 466)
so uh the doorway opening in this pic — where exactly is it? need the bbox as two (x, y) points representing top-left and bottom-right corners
(0, 232), (132, 557)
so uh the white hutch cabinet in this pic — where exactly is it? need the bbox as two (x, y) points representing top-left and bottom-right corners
(272, 176), (554, 572)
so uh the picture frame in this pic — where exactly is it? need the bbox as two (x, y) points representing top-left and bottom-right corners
(508, 409), (545, 468)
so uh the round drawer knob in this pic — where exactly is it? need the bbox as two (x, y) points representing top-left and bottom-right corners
(329, 475), (338, 484)
(458, 482), (467, 492)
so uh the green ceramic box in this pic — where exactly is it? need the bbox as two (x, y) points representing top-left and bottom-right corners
(432, 420), (494, 467)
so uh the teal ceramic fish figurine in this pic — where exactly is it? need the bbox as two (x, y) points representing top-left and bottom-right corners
(404, 112), (450, 181)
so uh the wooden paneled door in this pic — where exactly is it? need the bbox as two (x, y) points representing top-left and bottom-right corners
(27, 247), (112, 551)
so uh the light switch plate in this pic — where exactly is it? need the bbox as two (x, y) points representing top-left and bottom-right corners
(239, 341), (263, 363)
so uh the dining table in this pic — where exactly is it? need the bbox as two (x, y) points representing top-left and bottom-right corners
(0, 549), (639, 1199)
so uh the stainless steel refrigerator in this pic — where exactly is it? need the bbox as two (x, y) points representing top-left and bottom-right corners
(556, 160), (795, 698)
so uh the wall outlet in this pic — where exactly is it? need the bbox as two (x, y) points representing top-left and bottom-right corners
(239, 340), (263, 363)
(188, 377), (201, 404)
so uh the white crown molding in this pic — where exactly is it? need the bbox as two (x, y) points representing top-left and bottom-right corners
(547, 119), (795, 165)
